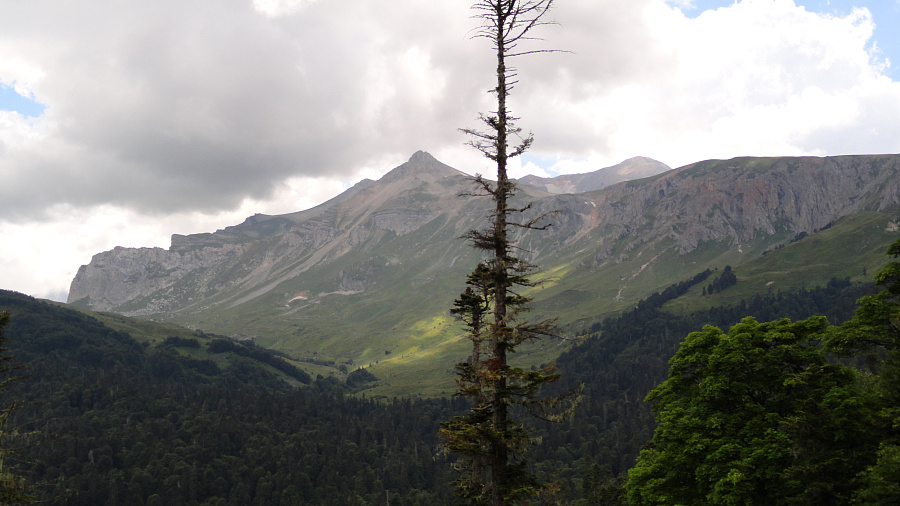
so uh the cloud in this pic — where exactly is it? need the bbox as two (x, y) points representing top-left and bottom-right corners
(252, 0), (320, 18)
(0, 0), (480, 219)
(510, 0), (900, 171)
(5, 0), (893, 218)
(664, 0), (700, 8)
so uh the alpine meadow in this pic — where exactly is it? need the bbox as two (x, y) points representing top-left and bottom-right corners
(2, 0), (900, 505)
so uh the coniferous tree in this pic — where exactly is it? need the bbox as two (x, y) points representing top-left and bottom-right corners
(0, 312), (31, 504)
(442, 264), (493, 500)
(827, 236), (900, 503)
(440, 2), (577, 504)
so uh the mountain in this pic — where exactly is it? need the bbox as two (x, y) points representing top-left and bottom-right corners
(516, 156), (671, 193)
(67, 151), (900, 396)
(69, 151), (470, 314)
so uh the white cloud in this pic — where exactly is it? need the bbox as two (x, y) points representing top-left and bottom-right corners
(0, 0), (478, 218)
(507, 158), (552, 180)
(664, 0), (701, 8)
(253, 0), (320, 18)
(0, 57), (44, 97)
(519, 0), (899, 170)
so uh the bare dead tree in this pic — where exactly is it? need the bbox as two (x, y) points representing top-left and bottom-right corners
(441, 2), (579, 505)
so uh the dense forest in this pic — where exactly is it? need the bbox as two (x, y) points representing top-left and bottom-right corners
(0, 244), (890, 505)
(0, 291), (459, 505)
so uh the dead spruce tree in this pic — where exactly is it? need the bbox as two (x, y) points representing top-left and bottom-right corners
(440, 1), (577, 504)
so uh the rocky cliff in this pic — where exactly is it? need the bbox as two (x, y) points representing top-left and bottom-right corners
(573, 155), (900, 256)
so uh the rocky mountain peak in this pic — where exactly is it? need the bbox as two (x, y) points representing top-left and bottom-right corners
(408, 150), (434, 164)
(378, 150), (466, 184)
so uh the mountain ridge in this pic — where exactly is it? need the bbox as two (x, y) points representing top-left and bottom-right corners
(67, 151), (656, 312)
(516, 155), (671, 194)
(66, 151), (900, 394)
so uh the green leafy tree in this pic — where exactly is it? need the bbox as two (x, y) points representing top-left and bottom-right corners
(826, 236), (900, 504)
(0, 312), (32, 504)
(440, 1), (578, 504)
(854, 443), (900, 504)
(626, 316), (873, 505)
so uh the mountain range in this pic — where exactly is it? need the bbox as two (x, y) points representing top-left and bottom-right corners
(67, 151), (900, 395)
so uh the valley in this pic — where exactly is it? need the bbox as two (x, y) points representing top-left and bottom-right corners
(2, 147), (898, 502)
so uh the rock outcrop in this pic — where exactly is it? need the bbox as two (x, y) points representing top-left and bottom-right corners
(579, 155), (900, 257)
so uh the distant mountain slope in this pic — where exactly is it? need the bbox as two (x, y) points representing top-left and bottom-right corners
(66, 152), (900, 396)
(516, 156), (670, 193)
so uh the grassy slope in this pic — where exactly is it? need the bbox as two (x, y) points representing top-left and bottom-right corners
(59, 302), (314, 387)
(141, 210), (896, 397)
(52, 209), (898, 398)
(665, 211), (898, 315)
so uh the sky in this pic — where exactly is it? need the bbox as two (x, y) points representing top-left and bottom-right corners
(1, 0), (899, 302)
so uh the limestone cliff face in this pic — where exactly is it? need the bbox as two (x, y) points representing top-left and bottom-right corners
(506, 155), (899, 268)
(68, 152), (900, 321)
(578, 155), (900, 257)
(68, 242), (253, 313)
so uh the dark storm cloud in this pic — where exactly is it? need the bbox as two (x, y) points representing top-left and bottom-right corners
(0, 0), (493, 217)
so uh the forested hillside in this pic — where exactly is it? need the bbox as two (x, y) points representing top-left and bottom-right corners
(549, 276), (873, 497)
(0, 290), (458, 505)
(0, 260), (883, 504)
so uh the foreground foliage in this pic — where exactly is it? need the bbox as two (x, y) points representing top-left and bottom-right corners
(626, 316), (873, 504)
(626, 236), (900, 504)
(829, 235), (900, 504)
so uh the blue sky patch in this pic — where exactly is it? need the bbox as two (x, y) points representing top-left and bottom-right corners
(521, 153), (560, 176)
(0, 83), (45, 118)
(682, 1), (900, 77)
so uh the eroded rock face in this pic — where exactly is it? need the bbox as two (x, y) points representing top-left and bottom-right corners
(68, 152), (900, 318)
(68, 243), (252, 313)
(577, 155), (900, 258)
